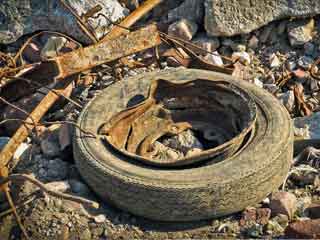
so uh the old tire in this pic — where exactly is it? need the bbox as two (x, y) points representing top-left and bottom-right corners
(73, 68), (293, 221)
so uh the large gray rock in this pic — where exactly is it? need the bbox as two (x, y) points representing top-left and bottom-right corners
(168, 0), (204, 24)
(204, 0), (320, 36)
(0, 0), (127, 44)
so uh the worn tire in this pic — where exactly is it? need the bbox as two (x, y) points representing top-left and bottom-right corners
(73, 68), (293, 221)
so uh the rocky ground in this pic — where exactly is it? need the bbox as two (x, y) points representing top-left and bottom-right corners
(1, 0), (320, 239)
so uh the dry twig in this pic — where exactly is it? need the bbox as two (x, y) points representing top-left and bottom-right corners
(4, 190), (30, 239)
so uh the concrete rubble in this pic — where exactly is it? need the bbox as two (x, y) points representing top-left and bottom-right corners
(204, 0), (320, 36)
(0, 0), (128, 44)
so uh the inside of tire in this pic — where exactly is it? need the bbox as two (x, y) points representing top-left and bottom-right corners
(99, 78), (257, 168)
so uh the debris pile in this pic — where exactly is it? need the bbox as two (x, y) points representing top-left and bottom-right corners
(0, 0), (320, 239)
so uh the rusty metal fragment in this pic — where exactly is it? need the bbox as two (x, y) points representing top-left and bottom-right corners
(0, 25), (161, 103)
(0, 25), (161, 173)
(55, 24), (161, 79)
(294, 83), (312, 117)
(100, 79), (257, 167)
(0, 78), (75, 174)
(160, 32), (235, 74)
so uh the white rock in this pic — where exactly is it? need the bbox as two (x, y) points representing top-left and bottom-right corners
(232, 44), (246, 52)
(94, 214), (106, 223)
(168, 19), (198, 40)
(13, 142), (30, 161)
(294, 112), (320, 140)
(232, 51), (251, 65)
(278, 90), (295, 113)
(45, 181), (71, 192)
(286, 61), (297, 71)
(152, 142), (183, 160)
(269, 54), (281, 68)
(204, 51), (224, 66)
(298, 56), (314, 70)
(262, 197), (271, 205)
(254, 78), (263, 88)
(248, 35), (259, 49)
(163, 129), (204, 154)
(288, 19), (315, 46)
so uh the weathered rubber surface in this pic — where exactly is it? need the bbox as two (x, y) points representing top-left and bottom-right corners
(73, 68), (293, 221)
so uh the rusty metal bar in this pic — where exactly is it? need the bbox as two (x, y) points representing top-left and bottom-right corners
(0, 78), (75, 171)
(102, 0), (163, 41)
(55, 24), (161, 79)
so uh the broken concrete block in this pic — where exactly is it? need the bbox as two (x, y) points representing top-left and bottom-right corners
(294, 112), (320, 140)
(0, 0), (128, 44)
(287, 19), (315, 46)
(277, 90), (295, 113)
(41, 36), (67, 60)
(168, 0), (204, 24)
(204, 0), (320, 36)
(270, 191), (297, 219)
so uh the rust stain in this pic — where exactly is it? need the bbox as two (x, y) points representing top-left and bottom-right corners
(99, 79), (257, 167)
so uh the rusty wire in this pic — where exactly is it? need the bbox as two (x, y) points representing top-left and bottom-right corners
(311, 57), (320, 80)
(0, 174), (99, 209)
(7, 76), (82, 109)
(0, 96), (40, 139)
(0, 193), (36, 219)
(13, 31), (82, 65)
(4, 189), (30, 239)
(0, 119), (96, 140)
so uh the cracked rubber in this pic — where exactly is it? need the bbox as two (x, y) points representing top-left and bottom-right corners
(73, 68), (293, 221)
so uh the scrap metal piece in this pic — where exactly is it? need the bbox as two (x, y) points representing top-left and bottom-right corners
(100, 78), (257, 167)
(55, 24), (161, 79)
(0, 25), (161, 103)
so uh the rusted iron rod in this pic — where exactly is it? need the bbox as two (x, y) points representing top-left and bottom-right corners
(102, 0), (163, 41)
(54, 24), (161, 79)
(0, 25), (161, 176)
(0, 78), (74, 172)
(0, 25), (161, 103)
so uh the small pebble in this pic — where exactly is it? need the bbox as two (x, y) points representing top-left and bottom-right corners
(232, 51), (251, 65)
(298, 56), (314, 70)
(94, 214), (106, 223)
(304, 42), (315, 56)
(254, 78), (263, 88)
